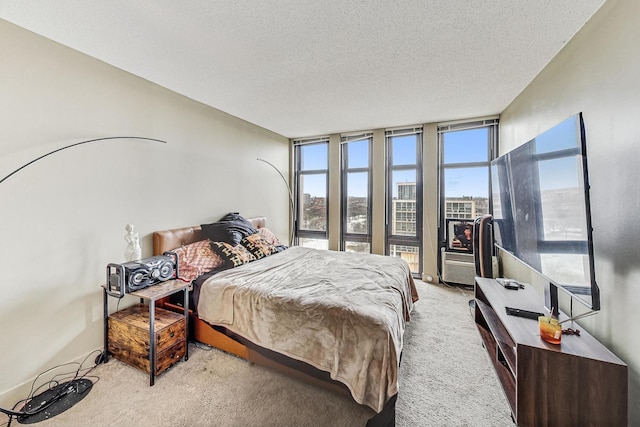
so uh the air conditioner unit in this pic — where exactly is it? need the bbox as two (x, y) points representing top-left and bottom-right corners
(441, 248), (498, 286)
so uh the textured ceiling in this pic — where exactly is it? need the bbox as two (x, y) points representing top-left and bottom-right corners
(0, 1), (606, 138)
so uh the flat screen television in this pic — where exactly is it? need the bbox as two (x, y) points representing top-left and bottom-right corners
(491, 113), (599, 315)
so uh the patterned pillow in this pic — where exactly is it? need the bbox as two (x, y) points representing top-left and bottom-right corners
(241, 233), (280, 260)
(210, 241), (256, 267)
(173, 240), (224, 281)
(257, 227), (282, 246)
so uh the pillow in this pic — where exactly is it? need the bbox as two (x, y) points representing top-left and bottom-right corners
(210, 241), (256, 267)
(241, 233), (280, 260)
(201, 222), (238, 244)
(201, 212), (258, 245)
(257, 227), (282, 246)
(172, 240), (223, 281)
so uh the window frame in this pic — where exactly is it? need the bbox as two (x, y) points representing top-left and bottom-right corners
(438, 118), (499, 253)
(340, 133), (373, 253)
(385, 127), (424, 276)
(293, 138), (330, 247)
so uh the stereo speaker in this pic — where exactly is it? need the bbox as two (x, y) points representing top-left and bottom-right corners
(106, 253), (177, 298)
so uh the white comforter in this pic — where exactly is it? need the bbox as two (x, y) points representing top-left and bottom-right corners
(197, 246), (418, 412)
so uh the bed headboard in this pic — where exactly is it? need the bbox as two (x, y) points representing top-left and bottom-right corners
(152, 216), (267, 255)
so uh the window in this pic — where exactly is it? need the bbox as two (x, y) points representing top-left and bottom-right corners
(438, 119), (498, 252)
(341, 133), (372, 253)
(386, 127), (423, 275)
(293, 138), (329, 249)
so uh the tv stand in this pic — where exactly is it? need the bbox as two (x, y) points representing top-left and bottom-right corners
(474, 277), (627, 426)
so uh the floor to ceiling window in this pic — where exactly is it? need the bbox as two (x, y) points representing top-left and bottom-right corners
(385, 127), (423, 275)
(438, 118), (498, 253)
(340, 133), (372, 253)
(293, 137), (329, 249)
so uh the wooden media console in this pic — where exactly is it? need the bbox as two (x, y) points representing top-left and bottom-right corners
(474, 277), (627, 426)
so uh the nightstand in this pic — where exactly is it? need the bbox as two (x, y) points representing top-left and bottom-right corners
(103, 279), (189, 385)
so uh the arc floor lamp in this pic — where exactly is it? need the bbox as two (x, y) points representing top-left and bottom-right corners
(257, 158), (294, 246)
(0, 136), (166, 424)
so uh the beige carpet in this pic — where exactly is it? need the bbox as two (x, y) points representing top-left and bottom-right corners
(6, 281), (512, 426)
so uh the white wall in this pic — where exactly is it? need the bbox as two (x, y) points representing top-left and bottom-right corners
(499, 0), (640, 423)
(0, 19), (289, 408)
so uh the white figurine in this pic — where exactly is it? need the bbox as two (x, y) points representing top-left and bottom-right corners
(124, 223), (142, 261)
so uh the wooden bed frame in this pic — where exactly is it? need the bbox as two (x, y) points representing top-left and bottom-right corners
(152, 217), (396, 426)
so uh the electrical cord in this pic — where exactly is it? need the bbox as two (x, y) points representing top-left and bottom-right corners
(0, 350), (103, 427)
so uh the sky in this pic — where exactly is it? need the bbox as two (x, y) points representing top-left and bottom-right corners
(441, 127), (490, 198)
(299, 114), (583, 196)
(299, 126), (502, 199)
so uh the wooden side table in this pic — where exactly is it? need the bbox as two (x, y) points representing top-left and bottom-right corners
(103, 279), (190, 385)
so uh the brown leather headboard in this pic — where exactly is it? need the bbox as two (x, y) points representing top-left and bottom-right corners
(152, 216), (267, 255)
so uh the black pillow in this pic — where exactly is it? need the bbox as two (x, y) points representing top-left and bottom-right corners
(201, 212), (258, 245)
(201, 222), (237, 244)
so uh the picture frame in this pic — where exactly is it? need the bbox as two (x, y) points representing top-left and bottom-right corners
(445, 219), (474, 253)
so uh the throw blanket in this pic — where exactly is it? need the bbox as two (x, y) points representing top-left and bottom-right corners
(197, 246), (419, 413)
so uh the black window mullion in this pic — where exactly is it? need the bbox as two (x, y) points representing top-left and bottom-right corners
(293, 140), (329, 247)
(385, 130), (423, 275)
(340, 137), (372, 252)
(438, 121), (498, 276)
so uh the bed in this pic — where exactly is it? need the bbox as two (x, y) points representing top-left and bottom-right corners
(152, 214), (419, 426)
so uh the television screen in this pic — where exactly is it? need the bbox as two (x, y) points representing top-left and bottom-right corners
(491, 113), (599, 311)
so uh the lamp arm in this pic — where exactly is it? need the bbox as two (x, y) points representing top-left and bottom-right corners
(0, 136), (167, 186)
(257, 158), (295, 245)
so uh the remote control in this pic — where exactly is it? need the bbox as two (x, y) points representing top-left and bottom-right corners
(497, 278), (524, 290)
(505, 306), (544, 320)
